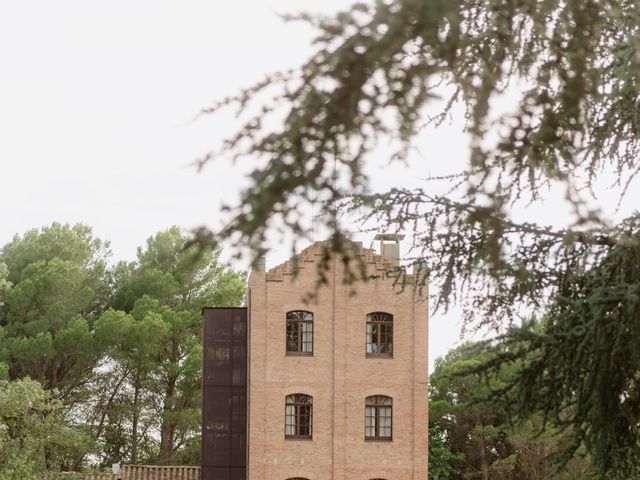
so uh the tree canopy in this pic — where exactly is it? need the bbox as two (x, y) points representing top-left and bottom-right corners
(93, 227), (246, 465)
(0, 377), (90, 479)
(199, 0), (640, 477)
(0, 223), (110, 403)
(0, 224), (246, 474)
(429, 340), (596, 479)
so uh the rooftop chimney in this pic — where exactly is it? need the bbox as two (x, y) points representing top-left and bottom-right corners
(374, 233), (405, 266)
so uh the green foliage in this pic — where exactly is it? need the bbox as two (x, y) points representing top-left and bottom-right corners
(0, 378), (91, 479)
(0, 224), (246, 471)
(199, 0), (640, 476)
(429, 341), (596, 479)
(481, 252), (640, 478)
(0, 223), (110, 400)
(428, 426), (461, 480)
(111, 226), (245, 312)
(200, 0), (640, 255)
(0, 262), (9, 308)
(430, 343), (513, 479)
(91, 227), (245, 466)
(2, 223), (109, 286)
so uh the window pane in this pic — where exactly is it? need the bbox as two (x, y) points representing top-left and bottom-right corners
(365, 398), (392, 439)
(286, 322), (299, 351)
(380, 334), (388, 353)
(287, 311), (314, 321)
(286, 395), (312, 438)
(366, 314), (393, 356)
(381, 323), (392, 353)
(380, 406), (392, 437)
(367, 312), (393, 323)
(300, 404), (312, 435)
(301, 322), (313, 352)
(299, 405), (310, 419)
(299, 420), (310, 436)
(365, 412), (373, 428)
(285, 404), (295, 435)
(368, 324), (378, 353)
(365, 406), (376, 437)
(380, 407), (392, 423)
(366, 324), (374, 353)
(287, 312), (314, 354)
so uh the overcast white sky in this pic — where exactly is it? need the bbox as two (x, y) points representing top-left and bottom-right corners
(2, 1), (635, 370)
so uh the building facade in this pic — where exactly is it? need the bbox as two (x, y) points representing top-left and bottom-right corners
(202, 238), (428, 480)
(247, 239), (428, 480)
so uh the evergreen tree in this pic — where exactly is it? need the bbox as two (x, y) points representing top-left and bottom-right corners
(0, 223), (110, 403)
(0, 378), (90, 478)
(92, 227), (245, 466)
(430, 341), (595, 479)
(198, 1), (640, 476)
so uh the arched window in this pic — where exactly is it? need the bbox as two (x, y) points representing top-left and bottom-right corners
(286, 311), (314, 354)
(285, 394), (313, 439)
(365, 395), (392, 440)
(286, 478), (310, 480)
(366, 312), (393, 356)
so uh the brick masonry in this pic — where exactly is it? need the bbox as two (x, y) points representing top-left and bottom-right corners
(247, 241), (428, 480)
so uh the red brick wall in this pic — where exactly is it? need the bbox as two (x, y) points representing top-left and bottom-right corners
(248, 242), (428, 480)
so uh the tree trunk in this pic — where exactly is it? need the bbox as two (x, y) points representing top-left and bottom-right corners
(95, 367), (130, 439)
(158, 376), (177, 462)
(159, 420), (177, 462)
(159, 339), (182, 462)
(131, 376), (140, 464)
(478, 431), (489, 480)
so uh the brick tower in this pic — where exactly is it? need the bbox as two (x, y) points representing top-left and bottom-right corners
(245, 239), (428, 480)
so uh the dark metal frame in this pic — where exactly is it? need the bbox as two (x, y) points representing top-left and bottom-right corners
(285, 394), (313, 439)
(202, 307), (247, 480)
(366, 312), (393, 358)
(365, 395), (393, 441)
(286, 310), (314, 355)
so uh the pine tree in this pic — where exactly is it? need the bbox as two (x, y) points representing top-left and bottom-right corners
(198, 1), (640, 476)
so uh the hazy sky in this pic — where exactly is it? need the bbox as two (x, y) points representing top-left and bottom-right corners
(4, 1), (631, 370)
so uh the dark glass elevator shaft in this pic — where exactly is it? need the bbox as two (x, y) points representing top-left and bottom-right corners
(202, 307), (247, 480)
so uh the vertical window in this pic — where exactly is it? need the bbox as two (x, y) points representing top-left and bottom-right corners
(286, 311), (314, 355)
(366, 312), (393, 356)
(285, 394), (313, 439)
(365, 395), (392, 440)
